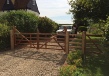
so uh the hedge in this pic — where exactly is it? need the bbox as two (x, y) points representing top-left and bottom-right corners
(0, 24), (10, 50)
(0, 10), (39, 33)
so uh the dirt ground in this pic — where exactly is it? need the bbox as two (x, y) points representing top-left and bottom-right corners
(0, 47), (67, 76)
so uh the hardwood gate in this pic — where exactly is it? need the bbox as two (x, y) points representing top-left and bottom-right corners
(10, 27), (69, 54)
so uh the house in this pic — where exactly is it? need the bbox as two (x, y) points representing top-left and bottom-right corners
(0, 0), (40, 16)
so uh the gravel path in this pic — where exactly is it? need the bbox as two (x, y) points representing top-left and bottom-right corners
(0, 48), (66, 76)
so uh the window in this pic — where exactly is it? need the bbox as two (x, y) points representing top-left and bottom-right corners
(60, 26), (72, 29)
(33, 0), (36, 5)
(7, 0), (9, 4)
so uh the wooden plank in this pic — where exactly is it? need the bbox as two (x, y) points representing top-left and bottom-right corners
(69, 34), (82, 38)
(70, 38), (82, 41)
(15, 33), (37, 35)
(86, 34), (102, 37)
(69, 42), (82, 44)
(69, 46), (82, 49)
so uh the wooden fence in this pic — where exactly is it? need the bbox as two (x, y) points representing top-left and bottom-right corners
(10, 27), (69, 54)
(10, 27), (102, 55)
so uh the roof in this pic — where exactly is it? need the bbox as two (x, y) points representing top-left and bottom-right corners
(0, 0), (40, 14)
(2, 0), (14, 11)
(27, 0), (40, 14)
(14, 0), (30, 9)
(0, 0), (5, 10)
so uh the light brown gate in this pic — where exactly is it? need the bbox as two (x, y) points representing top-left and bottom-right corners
(10, 27), (69, 53)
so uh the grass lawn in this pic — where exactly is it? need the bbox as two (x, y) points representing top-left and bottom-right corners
(85, 36), (109, 76)
(60, 35), (109, 76)
(85, 47), (109, 76)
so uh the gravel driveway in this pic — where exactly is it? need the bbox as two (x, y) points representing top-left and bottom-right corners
(0, 48), (67, 76)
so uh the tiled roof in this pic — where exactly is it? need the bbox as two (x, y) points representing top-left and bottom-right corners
(0, 0), (40, 14)
(2, 0), (14, 11)
(27, 0), (40, 14)
(14, 0), (30, 9)
(0, 0), (5, 10)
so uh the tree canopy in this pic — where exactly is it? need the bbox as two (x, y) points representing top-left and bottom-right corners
(69, 0), (109, 26)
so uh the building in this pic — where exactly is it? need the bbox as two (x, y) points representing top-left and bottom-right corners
(0, 0), (40, 16)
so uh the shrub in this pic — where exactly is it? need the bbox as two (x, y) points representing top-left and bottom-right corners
(105, 17), (109, 41)
(38, 17), (59, 33)
(59, 65), (77, 76)
(78, 26), (87, 32)
(100, 16), (109, 46)
(0, 10), (39, 32)
(66, 50), (82, 67)
(87, 21), (106, 35)
(60, 65), (90, 76)
(0, 24), (10, 50)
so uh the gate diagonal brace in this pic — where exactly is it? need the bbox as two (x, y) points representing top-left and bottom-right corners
(39, 35), (64, 51)
(15, 37), (23, 45)
(53, 37), (65, 51)
(39, 36), (55, 48)
(14, 28), (36, 48)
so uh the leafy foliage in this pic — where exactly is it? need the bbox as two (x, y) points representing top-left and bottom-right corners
(0, 24), (10, 50)
(38, 17), (59, 33)
(60, 48), (109, 76)
(78, 26), (87, 32)
(87, 22), (106, 35)
(0, 10), (39, 32)
(104, 16), (109, 44)
(67, 50), (82, 67)
(69, 0), (109, 28)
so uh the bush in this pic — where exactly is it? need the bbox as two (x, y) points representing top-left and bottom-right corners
(59, 65), (77, 76)
(60, 65), (103, 76)
(100, 16), (109, 46)
(78, 26), (87, 32)
(66, 50), (82, 67)
(0, 10), (39, 32)
(59, 50), (105, 76)
(38, 17), (59, 33)
(105, 17), (109, 41)
(0, 24), (10, 50)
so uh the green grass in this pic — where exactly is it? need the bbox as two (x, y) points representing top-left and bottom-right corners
(60, 45), (109, 76)
(85, 48), (109, 76)
(85, 37), (109, 76)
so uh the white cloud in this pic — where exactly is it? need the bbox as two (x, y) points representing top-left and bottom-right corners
(36, 0), (72, 24)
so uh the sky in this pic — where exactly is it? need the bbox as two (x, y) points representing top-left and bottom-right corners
(36, 0), (73, 24)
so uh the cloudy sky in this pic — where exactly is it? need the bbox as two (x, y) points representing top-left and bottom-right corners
(36, 0), (72, 24)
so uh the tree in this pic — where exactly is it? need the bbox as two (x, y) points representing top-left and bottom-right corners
(69, 0), (109, 33)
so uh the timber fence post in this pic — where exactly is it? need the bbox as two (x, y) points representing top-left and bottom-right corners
(82, 31), (86, 61)
(10, 29), (14, 50)
(64, 27), (69, 54)
(37, 29), (39, 49)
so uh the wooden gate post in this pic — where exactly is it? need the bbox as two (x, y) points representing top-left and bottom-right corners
(82, 31), (86, 61)
(37, 29), (39, 49)
(10, 30), (14, 50)
(65, 27), (69, 54)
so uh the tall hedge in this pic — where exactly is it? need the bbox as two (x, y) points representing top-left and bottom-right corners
(105, 16), (109, 41)
(0, 10), (39, 32)
(0, 24), (10, 50)
(38, 17), (59, 33)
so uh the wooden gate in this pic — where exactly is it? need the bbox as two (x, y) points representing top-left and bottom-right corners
(10, 27), (69, 54)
